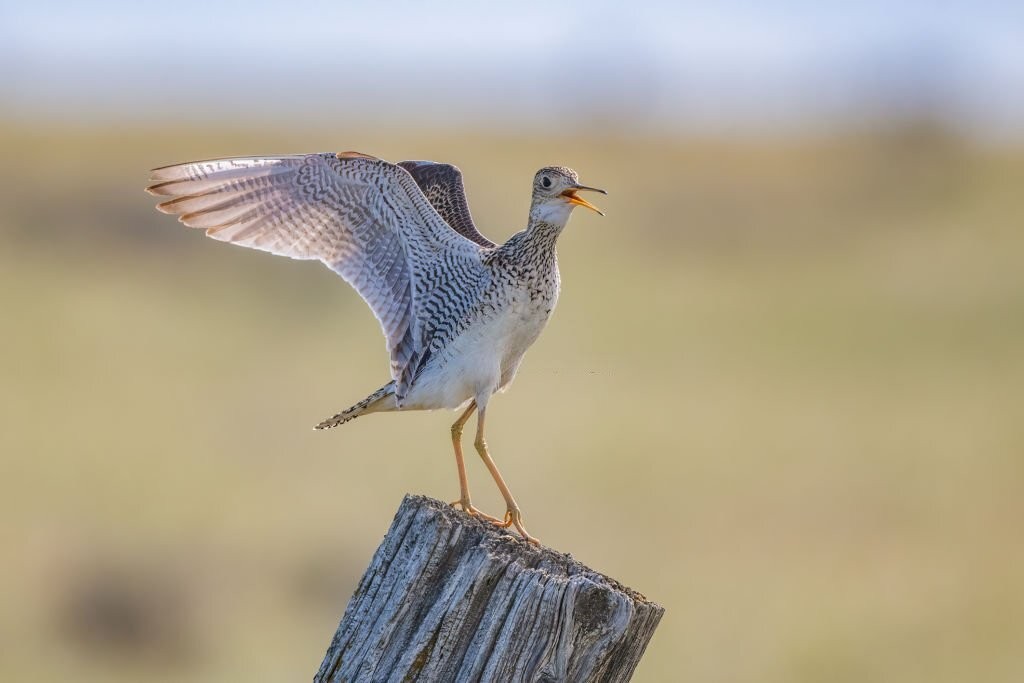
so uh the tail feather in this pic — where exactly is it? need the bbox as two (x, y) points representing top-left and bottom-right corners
(315, 382), (395, 430)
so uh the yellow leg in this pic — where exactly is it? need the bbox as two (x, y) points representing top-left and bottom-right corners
(474, 405), (539, 544)
(449, 402), (502, 524)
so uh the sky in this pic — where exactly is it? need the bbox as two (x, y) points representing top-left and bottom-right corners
(2, 1), (1022, 136)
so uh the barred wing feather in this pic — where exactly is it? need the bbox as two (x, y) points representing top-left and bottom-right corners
(398, 160), (496, 248)
(147, 152), (488, 401)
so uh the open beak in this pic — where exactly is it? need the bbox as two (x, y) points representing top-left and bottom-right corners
(561, 184), (607, 216)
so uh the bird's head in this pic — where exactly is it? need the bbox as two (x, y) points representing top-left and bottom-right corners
(530, 166), (606, 225)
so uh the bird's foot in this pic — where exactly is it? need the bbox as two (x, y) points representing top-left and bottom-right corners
(450, 499), (504, 525)
(499, 507), (539, 545)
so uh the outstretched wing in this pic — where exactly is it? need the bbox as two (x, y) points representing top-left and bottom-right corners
(146, 152), (488, 401)
(397, 161), (496, 248)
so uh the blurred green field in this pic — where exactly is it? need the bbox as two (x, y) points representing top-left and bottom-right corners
(2, 122), (1023, 682)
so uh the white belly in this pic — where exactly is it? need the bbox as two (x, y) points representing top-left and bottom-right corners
(401, 291), (553, 411)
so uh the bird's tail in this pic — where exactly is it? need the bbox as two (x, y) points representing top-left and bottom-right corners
(314, 381), (396, 430)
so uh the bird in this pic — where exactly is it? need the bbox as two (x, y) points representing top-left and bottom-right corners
(146, 151), (605, 543)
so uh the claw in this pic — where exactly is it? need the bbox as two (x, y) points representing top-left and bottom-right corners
(449, 499), (504, 525)
(501, 507), (539, 545)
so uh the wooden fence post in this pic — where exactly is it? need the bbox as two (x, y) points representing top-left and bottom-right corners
(315, 495), (664, 682)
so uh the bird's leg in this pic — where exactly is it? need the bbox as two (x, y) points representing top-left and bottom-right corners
(449, 401), (477, 510)
(473, 406), (539, 544)
(449, 401), (503, 524)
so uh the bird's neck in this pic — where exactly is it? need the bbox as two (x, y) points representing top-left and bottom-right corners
(524, 201), (571, 249)
(489, 218), (562, 274)
(520, 218), (564, 257)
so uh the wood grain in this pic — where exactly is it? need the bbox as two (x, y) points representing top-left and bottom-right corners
(315, 495), (664, 682)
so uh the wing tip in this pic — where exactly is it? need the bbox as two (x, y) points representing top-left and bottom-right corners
(149, 164), (190, 183)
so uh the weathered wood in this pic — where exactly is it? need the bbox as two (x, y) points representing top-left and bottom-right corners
(315, 495), (664, 683)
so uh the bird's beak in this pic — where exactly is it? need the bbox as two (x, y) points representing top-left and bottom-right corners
(562, 184), (607, 216)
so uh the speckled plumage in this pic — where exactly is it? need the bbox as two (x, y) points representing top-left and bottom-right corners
(147, 153), (604, 542)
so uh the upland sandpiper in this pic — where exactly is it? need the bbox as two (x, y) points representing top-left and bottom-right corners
(147, 152), (605, 543)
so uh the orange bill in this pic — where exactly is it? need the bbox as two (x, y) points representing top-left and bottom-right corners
(562, 185), (607, 216)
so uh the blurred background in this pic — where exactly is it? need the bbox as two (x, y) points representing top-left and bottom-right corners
(2, 2), (1023, 681)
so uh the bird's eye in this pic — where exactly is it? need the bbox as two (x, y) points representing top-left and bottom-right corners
(541, 177), (552, 188)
